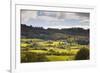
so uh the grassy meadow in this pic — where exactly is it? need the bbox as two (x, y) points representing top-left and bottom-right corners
(21, 38), (89, 63)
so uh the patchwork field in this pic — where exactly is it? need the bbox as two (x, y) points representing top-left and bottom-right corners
(21, 38), (89, 63)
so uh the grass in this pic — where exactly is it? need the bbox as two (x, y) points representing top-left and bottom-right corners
(28, 49), (47, 53)
(21, 38), (89, 63)
(46, 55), (74, 61)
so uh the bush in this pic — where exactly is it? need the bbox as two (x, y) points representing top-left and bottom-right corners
(76, 40), (89, 45)
(21, 52), (49, 63)
(75, 48), (89, 60)
(48, 49), (55, 54)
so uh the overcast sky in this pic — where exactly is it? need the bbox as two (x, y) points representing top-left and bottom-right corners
(21, 10), (90, 29)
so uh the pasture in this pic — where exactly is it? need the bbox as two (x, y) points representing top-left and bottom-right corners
(21, 38), (89, 63)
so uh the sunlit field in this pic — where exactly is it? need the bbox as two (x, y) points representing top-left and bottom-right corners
(21, 38), (89, 63)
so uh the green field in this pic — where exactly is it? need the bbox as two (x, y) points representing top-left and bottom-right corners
(21, 38), (89, 63)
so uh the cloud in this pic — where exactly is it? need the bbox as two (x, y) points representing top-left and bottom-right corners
(62, 12), (90, 26)
(21, 10), (37, 24)
(21, 10), (90, 29)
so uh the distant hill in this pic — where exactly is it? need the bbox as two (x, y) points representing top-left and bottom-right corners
(21, 24), (89, 40)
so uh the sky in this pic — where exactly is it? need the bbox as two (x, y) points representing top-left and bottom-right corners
(21, 10), (90, 29)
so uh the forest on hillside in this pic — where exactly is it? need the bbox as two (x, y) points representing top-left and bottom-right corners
(21, 24), (89, 40)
